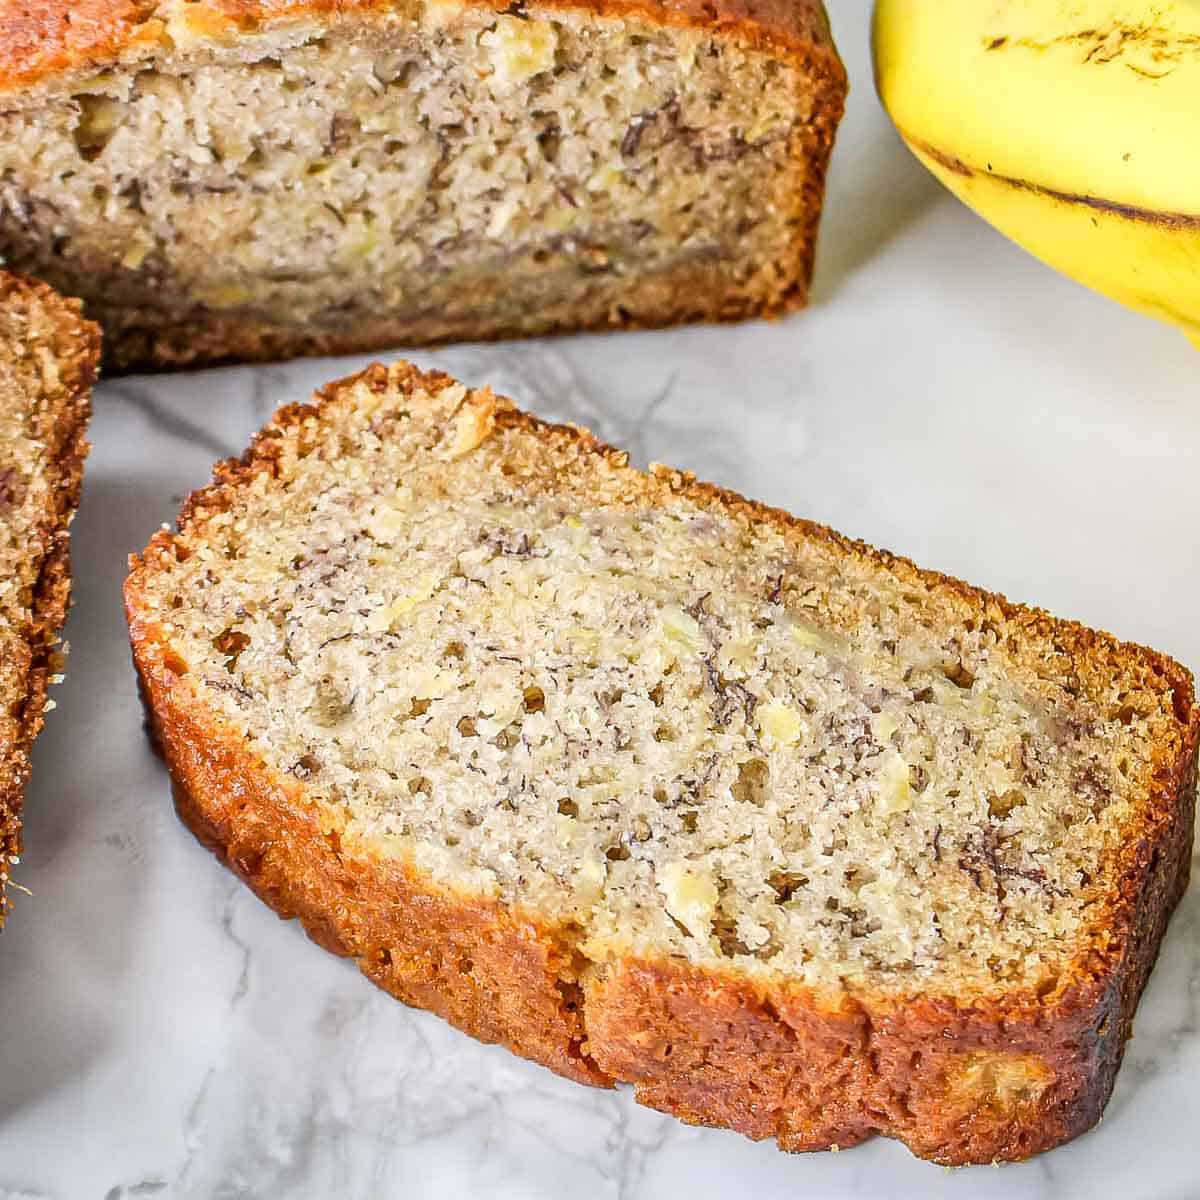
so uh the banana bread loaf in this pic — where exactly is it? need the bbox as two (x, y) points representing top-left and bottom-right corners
(125, 362), (1199, 1164)
(0, 273), (98, 925)
(0, 0), (845, 372)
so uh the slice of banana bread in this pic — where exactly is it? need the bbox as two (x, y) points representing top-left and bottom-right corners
(125, 362), (1198, 1164)
(0, 273), (98, 925)
(0, 0), (845, 372)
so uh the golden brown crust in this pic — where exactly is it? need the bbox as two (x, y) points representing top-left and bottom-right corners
(0, 0), (841, 95)
(0, 272), (99, 923)
(125, 361), (1199, 1162)
(584, 956), (1105, 1162)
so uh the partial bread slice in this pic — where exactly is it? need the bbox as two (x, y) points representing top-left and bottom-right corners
(0, 272), (98, 924)
(0, 0), (845, 371)
(125, 362), (1198, 1164)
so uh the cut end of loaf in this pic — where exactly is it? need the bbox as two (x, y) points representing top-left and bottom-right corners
(0, 3), (845, 368)
(125, 361), (1199, 1006)
(0, 271), (98, 924)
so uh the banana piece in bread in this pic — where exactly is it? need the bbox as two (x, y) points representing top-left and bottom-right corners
(125, 362), (1199, 1164)
(0, 0), (845, 372)
(0, 273), (97, 924)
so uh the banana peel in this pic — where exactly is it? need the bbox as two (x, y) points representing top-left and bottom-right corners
(873, 0), (1200, 346)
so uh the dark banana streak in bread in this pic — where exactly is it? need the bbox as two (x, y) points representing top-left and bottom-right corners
(126, 361), (1198, 1163)
(0, 0), (845, 372)
(0, 272), (97, 925)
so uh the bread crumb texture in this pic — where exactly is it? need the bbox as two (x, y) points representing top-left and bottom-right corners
(0, 5), (842, 365)
(0, 273), (97, 920)
(129, 364), (1197, 1001)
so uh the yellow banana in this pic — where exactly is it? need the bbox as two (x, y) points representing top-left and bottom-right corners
(872, 0), (1200, 347)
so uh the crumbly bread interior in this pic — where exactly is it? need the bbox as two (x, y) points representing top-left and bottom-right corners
(0, 307), (61, 650)
(0, 8), (819, 357)
(0, 284), (79, 764)
(133, 369), (1189, 997)
(0, 276), (95, 910)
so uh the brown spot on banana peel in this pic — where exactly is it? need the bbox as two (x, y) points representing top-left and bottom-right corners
(980, 24), (1200, 71)
(902, 132), (1200, 230)
(909, 138), (973, 179)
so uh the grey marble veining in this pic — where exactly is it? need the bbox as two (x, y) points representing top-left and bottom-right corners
(2, 9), (1199, 1198)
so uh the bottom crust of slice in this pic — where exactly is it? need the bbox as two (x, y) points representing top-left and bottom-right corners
(140, 656), (606, 1088)
(95, 258), (804, 373)
(132, 629), (1197, 1165)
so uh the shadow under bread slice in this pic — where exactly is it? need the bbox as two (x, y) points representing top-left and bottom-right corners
(0, 0), (845, 372)
(125, 361), (1198, 1164)
(0, 272), (98, 925)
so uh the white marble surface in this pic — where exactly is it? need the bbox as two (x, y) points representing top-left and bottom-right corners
(2, 9), (1199, 1198)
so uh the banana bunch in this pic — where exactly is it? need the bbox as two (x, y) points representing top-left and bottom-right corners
(873, 0), (1200, 347)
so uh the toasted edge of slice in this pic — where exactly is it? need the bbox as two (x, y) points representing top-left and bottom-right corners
(125, 360), (1199, 1163)
(0, 271), (99, 924)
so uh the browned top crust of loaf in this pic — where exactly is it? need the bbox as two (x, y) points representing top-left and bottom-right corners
(0, 272), (98, 924)
(0, 0), (843, 95)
